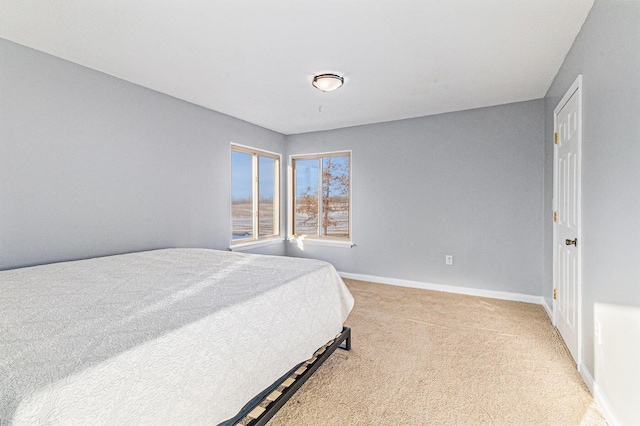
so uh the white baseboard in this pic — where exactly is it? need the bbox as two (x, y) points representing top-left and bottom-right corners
(542, 297), (553, 322)
(581, 366), (619, 426)
(338, 271), (544, 305)
(582, 366), (617, 425)
(593, 385), (619, 426)
(579, 362), (595, 394)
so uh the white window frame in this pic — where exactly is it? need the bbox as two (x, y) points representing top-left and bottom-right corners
(289, 150), (352, 247)
(230, 143), (281, 247)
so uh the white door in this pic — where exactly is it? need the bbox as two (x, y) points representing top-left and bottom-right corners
(553, 76), (582, 364)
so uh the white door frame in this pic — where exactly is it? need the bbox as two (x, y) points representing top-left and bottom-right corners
(552, 74), (583, 368)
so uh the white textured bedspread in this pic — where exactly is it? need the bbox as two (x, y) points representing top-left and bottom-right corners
(0, 249), (354, 425)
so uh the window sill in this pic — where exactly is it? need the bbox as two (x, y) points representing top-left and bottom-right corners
(229, 237), (285, 252)
(287, 237), (354, 249)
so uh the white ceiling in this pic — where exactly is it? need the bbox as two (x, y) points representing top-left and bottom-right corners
(0, 1), (594, 135)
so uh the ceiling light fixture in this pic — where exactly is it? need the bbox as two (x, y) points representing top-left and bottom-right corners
(312, 73), (344, 92)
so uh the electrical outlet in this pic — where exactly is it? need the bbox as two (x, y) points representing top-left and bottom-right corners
(595, 321), (602, 345)
(445, 255), (453, 266)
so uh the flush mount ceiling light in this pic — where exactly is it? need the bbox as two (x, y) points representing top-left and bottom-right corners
(312, 73), (344, 92)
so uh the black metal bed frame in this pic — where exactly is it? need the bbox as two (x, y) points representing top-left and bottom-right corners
(223, 326), (351, 426)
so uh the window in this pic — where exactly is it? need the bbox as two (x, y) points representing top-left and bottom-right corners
(291, 152), (351, 240)
(231, 145), (280, 243)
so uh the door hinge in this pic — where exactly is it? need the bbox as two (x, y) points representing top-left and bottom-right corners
(554, 133), (559, 144)
(554, 289), (557, 300)
(553, 211), (557, 222)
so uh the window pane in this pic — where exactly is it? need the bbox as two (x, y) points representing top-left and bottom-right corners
(258, 156), (276, 237)
(294, 159), (319, 236)
(321, 156), (350, 238)
(231, 151), (253, 240)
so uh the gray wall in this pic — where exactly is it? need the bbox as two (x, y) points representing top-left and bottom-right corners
(0, 39), (287, 270)
(543, 0), (640, 375)
(287, 99), (545, 296)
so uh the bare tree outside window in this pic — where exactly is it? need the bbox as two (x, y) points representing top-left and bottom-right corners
(293, 153), (350, 240)
(296, 187), (319, 233)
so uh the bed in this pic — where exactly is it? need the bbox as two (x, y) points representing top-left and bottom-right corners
(0, 248), (354, 425)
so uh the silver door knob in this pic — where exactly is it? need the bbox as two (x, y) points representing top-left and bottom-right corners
(565, 238), (577, 246)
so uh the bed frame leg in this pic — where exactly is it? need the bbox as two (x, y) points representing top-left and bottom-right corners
(338, 326), (351, 351)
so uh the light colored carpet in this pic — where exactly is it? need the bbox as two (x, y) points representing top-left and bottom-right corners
(269, 279), (606, 425)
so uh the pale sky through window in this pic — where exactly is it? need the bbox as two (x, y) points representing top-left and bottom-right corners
(231, 151), (275, 201)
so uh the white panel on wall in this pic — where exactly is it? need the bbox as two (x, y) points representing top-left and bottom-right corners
(594, 303), (640, 425)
